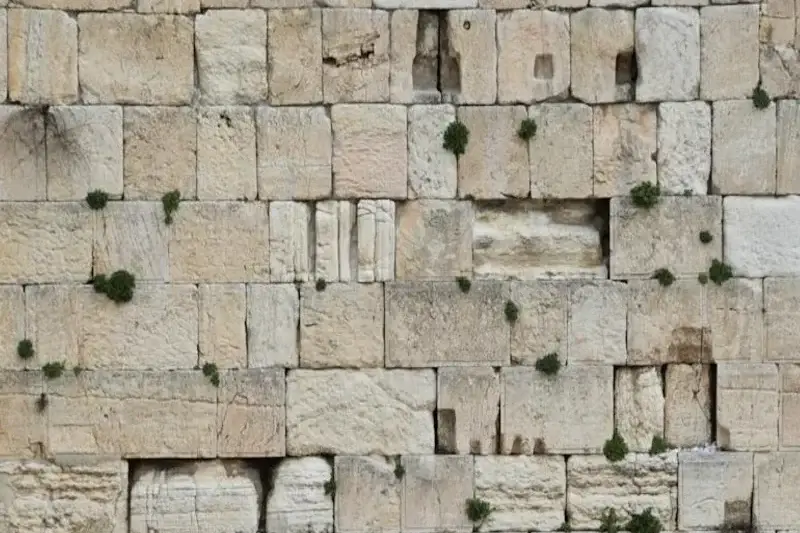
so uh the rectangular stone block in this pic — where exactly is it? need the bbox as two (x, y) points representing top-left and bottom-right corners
(708, 279), (764, 362)
(0, 287), (25, 369)
(615, 367), (665, 452)
(389, 10), (440, 104)
(356, 200), (395, 282)
(269, 9), (322, 105)
(665, 365), (712, 447)
(657, 102), (712, 195)
(270, 202), (312, 283)
(678, 452), (753, 530)
(338, 202), (357, 282)
(0, 106), (46, 200)
(197, 107), (257, 200)
(137, 0), (199, 13)
(0, 372), (45, 458)
(266, 457), (333, 533)
(335, 456), (401, 533)
(199, 284), (246, 370)
(568, 281), (628, 364)
(760, 42), (800, 100)
(0, 11), (5, 101)
(778, 100), (800, 193)
(377, 0), (475, 7)
(716, 363), (779, 450)
(287, 369), (435, 455)
(386, 281), (510, 367)
(754, 452), (800, 530)
(700, 6), (759, 100)
(315, 201), (340, 282)
(441, 10), (497, 104)
(509, 281), (568, 366)
(247, 284), (299, 368)
(502, 366), (613, 454)
(402, 456), (474, 533)
(781, 364), (800, 448)
(408, 104), (457, 198)
(437, 367), (499, 455)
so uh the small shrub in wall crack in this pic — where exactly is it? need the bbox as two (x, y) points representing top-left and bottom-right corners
(443, 121), (469, 156)
(556, 522), (572, 532)
(630, 182), (660, 209)
(649, 435), (674, 455)
(393, 457), (405, 480)
(752, 84), (771, 110)
(699, 230), (713, 244)
(626, 508), (662, 533)
(599, 508), (622, 533)
(698, 273), (709, 285)
(517, 118), (537, 141)
(603, 431), (628, 463)
(324, 478), (335, 496)
(465, 497), (493, 525)
(652, 268), (675, 287)
(709, 259), (733, 285)
(456, 276), (471, 293)
(504, 300), (519, 324)
(315, 278), (327, 292)
(92, 270), (136, 303)
(73, 365), (85, 377)
(162, 189), (181, 224)
(202, 362), (220, 387)
(535, 353), (561, 376)
(42, 361), (66, 380)
(17, 339), (34, 360)
(35, 393), (48, 413)
(86, 190), (109, 210)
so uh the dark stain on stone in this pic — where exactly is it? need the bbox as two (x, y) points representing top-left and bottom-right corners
(723, 500), (752, 529)
(510, 435), (524, 455)
(470, 439), (482, 455)
(668, 327), (708, 363)
(533, 438), (547, 455)
(437, 409), (457, 454)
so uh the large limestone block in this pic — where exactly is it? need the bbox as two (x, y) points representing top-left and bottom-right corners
(287, 369), (435, 455)
(123, 106), (197, 199)
(300, 283), (384, 368)
(761, 44), (800, 99)
(322, 9), (390, 103)
(615, 367), (665, 452)
(332, 104), (407, 198)
(0, 202), (91, 283)
(716, 363), (779, 451)
(708, 279), (764, 362)
(395, 200), (473, 279)
(402, 456), (474, 533)
(766, 278), (800, 363)
(356, 199), (395, 282)
(270, 202), (312, 283)
(78, 14), (194, 105)
(0, 106), (46, 200)
(389, 10), (439, 104)
(665, 365), (712, 447)
(437, 367), (499, 455)
(777, 100), (800, 193)
(195, 10), (268, 104)
(508, 282), (568, 366)
(335, 456), (401, 533)
(130, 461), (261, 533)
(723, 196), (800, 277)
(754, 452), (800, 530)
(247, 284), (299, 368)
(169, 202), (270, 282)
(27, 284), (198, 369)
(269, 9), (322, 105)
(781, 365), (800, 447)
(385, 281), (510, 367)
(497, 11), (570, 103)
(0, 459), (127, 533)
(501, 366), (613, 454)
(315, 200), (360, 282)
(199, 284), (246, 369)
(475, 456), (566, 531)
(458, 106), (529, 199)
(627, 279), (709, 365)
(257, 106), (332, 200)
(8, 9), (77, 104)
(0, 372), (45, 458)
(593, 104), (657, 197)
(267, 457), (333, 533)
(571, 9), (635, 103)
(0, 287), (25, 369)
(197, 107), (257, 200)
(408, 104), (457, 198)
(610, 196), (722, 278)
(567, 453), (678, 530)
(441, 10), (497, 104)
(700, 6), (759, 100)
(529, 104), (593, 199)
(712, 100), (776, 194)
(679, 452), (753, 530)
(474, 201), (606, 280)
(568, 282), (628, 364)
(657, 102), (711, 195)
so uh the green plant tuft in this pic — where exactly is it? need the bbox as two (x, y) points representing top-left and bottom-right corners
(315, 278), (327, 292)
(202, 362), (220, 387)
(443, 121), (470, 156)
(603, 431), (629, 463)
(86, 190), (109, 210)
(504, 300), (519, 324)
(626, 508), (662, 533)
(599, 508), (622, 533)
(73, 365), (85, 377)
(42, 361), (66, 380)
(698, 273), (709, 285)
(649, 435), (674, 455)
(324, 478), (335, 496)
(752, 85), (771, 110)
(517, 118), (538, 141)
(35, 393), (48, 413)
(93, 270), (136, 303)
(17, 339), (34, 360)
(465, 497), (493, 524)
(162, 189), (181, 224)
(456, 276), (472, 293)
(630, 182), (660, 209)
(535, 352), (561, 376)
(394, 458), (405, 480)
(653, 268), (675, 287)
(699, 231), (713, 244)
(556, 522), (572, 532)
(709, 259), (733, 285)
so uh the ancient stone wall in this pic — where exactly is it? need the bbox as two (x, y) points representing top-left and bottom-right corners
(0, 0), (797, 531)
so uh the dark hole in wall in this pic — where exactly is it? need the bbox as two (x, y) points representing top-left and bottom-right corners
(435, 408), (457, 454)
(534, 54), (554, 80)
(709, 363), (718, 446)
(592, 198), (611, 267)
(438, 14), (461, 99)
(615, 51), (638, 85)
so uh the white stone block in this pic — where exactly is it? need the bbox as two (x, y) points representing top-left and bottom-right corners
(716, 363), (779, 451)
(657, 102), (711, 195)
(247, 284), (299, 368)
(408, 105), (457, 199)
(678, 452), (753, 530)
(267, 457), (333, 533)
(270, 202), (312, 283)
(615, 367), (665, 452)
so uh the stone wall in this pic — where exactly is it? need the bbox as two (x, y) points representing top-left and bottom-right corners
(0, 0), (798, 531)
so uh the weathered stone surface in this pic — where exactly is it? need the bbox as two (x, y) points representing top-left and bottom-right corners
(701, 6), (759, 99)
(712, 100), (776, 194)
(529, 104), (593, 199)
(761, 44), (800, 99)
(130, 461), (261, 533)
(169, 202), (270, 282)
(678, 452), (753, 530)
(386, 282), (509, 367)
(137, 0), (198, 13)
(258, 106), (332, 200)
(458, 106), (529, 199)
(78, 14), (194, 105)
(571, 9), (635, 103)
(665, 365), (712, 447)
(780, 365), (800, 447)
(509, 282), (568, 366)
(0, 106), (46, 200)
(300, 283), (384, 368)
(357, 200), (395, 282)
(196, 10), (268, 104)
(197, 106), (257, 200)
(332, 104), (407, 198)
(497, 11), (570, 103)
(0, 459), (127, 533)
(438, 10), (496, 104)
(754, 452), (800, 530)
(287, 369), (435, 455)
(766, 278), (800, 362)
(408, 104), (457, 198)
(0, 287), (25, 369)
(593, 104), (657, 197)
(395, 201), (473, 279)
(657, 102), (711, 195)
(335, 456), (401, 533)
(777, 100), (800, 193)
(402, 456), (474, 533)
(708, 279), (764, 362)
(0, 11), (5, 101)
(123, 106), (197, 199)
(0, 202), (91, 283)
(716, 363), (779, 451)
(760, 16), (795, 46)
(569, 282), (628, 364)
(474, 201), (606, 280)
(267, 457), (333, 533)
(315, 201), (358, 282)
(0, 372), (45, 457)
(269, 9), (323, 105)
(615, 367), (665, 452)
(8, 9), (78, 104)
(377, 0), (475, 7)
(199, 284), (246, 369)
(474, 456), (566, 531)
(247, 284), (299, 368)
(437, 367), (499, 455)
(567, 453), (678, 530)
(270, 202), (312, 283)
(502, 366), (613, 454)
(389, 11), (443, 103)
(610, 196), (722, 278)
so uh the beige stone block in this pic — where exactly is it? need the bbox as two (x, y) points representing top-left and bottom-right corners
(335, 456), (401, 533)
(700, 6), (759, 100)
(594, 104), (657, 197)
(678, 452), (753, 530)
(627, 279), (709, 365)
(266, 457), (333, 533)
(287, 369), (436, 455)
(408, 104), (457, 198)
(27, 284), (198, 370)
(197, 107), (257, 201)
(458, 106), (529, 199)
(386, 281), (509, 367)
(475, 456), (566, 531)
(322, 9), (389, 103)
(13, 0), (130, 8)
(377, 0), (476, 7)
(169, 202), (270, 282)
(497, 11), (569, 103)
(754, 452), (800, 530)
(252, 0), (310, 7)
(502, 366), (613, 454)
(8, 9), (77, 104)
(716, 363), (779, 451)
(269, 9), (322, 105)
(777, 100), (800, 194)
(761, 44), (800, 99)
(402, 457), (474, 533)
(332, 104), (407, 198)
(441, 10), (496, 104)
(708, 279), (764, 362)
(568, 281), (628, 365)
(529, 104), (593, 199)
(270, 202), (312, 283)
(779, 364), (800, 447)
(760, 16), (795, 46)
(0, 106), (46, 200)
(657, 101), (711, 195)
(315, 200), (355, 282)
(610, 196), (722, 278)
(357, 200), (395, 282)
(389, 11), (441, 104)
(258, 106), (332, 200)
(137, 0), (198, 12)
(123, 106), (197, 200)
(247, 284), (299, 368)
(437, 367), (499, 455)
(0, 372), (45, 458)
(199, 284), (246, 370)
(765, 0), (794, 16)
(665, 365), (712, 447)
(0, 203), (91, 283)
(766, 278), (800, 363)
(615, 367), (665, 452)
(78, 14), (194, 105)
(338, 202), (357, 282)
(217, 369), (286, 456)
(571, 9), (635, 103)
(712, 100), (776, 194)
(0, 287), (25, 370)
(0, 11), (5, 102)
(509, 282), (568, 366)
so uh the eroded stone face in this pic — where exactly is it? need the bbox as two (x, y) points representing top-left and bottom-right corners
(509, 281), (568, 366)
(0, 106), (46, 201)
(678, 452), (753, 530)
(247, 284), (299, 368)
(267, 457), (334, 533)
(335, 456), (401, 533)
(408, 105), (457, 199)
(441, 10), (497, 104)
(665, 365), (712, 447)
(197, 106), (257, 201)
(0, 372), (45, 458)
(700, 5), (759, 100)
(437, 367), (499, 455)
(402, 456), (474, 533)
(615, 366), (665, 452)
(716, 363), (779, 451)
(269, 9), (323, 105)
(656, 102), (711, 195)
(754, 452), (800, 530)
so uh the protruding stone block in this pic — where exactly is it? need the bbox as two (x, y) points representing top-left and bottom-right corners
(437, 367), (500, 455)
(657, 102), (711, 195)
(270, 202), (312, 283)
(199, 284), (246, 369)
(568, 282), (628, 364)
(708, 279), (764, 362)
(269, 9), (322, 105)
(267, 457), (333, 533)
(615, 367), (665, 452)
(700, 6), (759, 100)
(665, 365), (712, 446)
(0, 106), (45, 201)
(754, 452), (800, 530)
(441, 10), (497, 104)
(357, 200), (395, 282)
(716, 363), (779, 451)
(335, 456), (401, 533)
(0, 372), (45, 457)
(408, 104), (457, 199)
(678, 452), (753, 530)
(402, 456), (474, 533)
(247, 284), (299, 368)
(197, 106), (257, 200)
(509, 282), (568, 366)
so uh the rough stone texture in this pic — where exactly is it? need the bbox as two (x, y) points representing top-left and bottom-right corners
(408, 105), (457, 199)
(357, 199), (395, 282)
(569, 282), (628, 364)
(754, 452), (800, 530)
(716, 363), (779, 451)
(781, 364), (800, 447)
(765, 278), (800, 363)
(269, 9), (322, 105)
(270, 201), (312, 283)
(335, 456), (401, 533)
(777, 100), (800, 193)
(657, 102), (711, 195)
(0, 287), (25, 370)
(441, 10), (497, 104)
(508, 281), (568, 366)
(708, 279), (764, 362)
(0, 11), (5, 101)
(199, 284), (247, 369)
(197, 106), (257, 201)
(247, 284), (299, 368)
(437, 367), (499, 455)
(700, 5), (759, 100)
(0, 372), (45, 457)
(615, 367), (665, 452)
(761, 43), (800, 99)
(267, 457), (333, 533)
(665, 365), (712, 447)
(389, 10), (437, 103)
(0, 106), (46, 200)
(402, 456), (473, 533)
